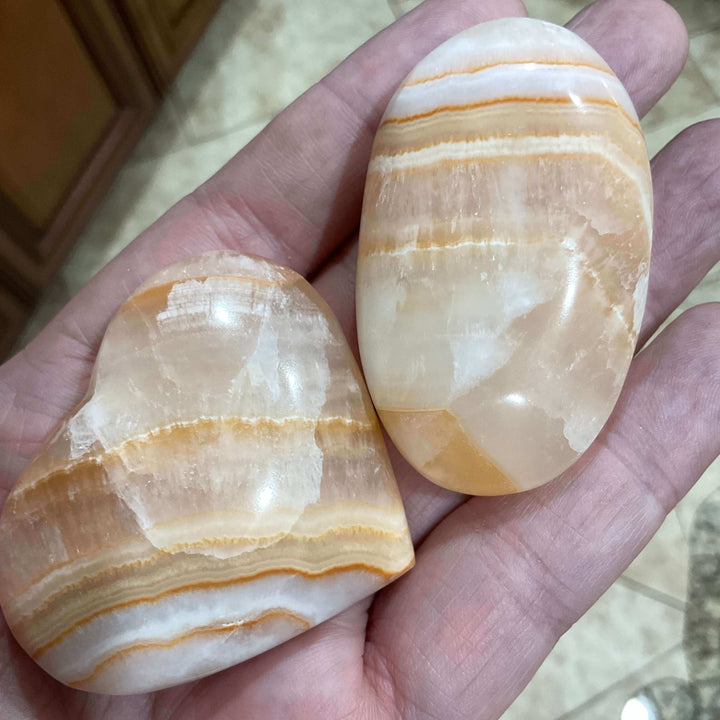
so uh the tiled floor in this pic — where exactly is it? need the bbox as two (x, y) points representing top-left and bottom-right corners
(15, 1), (720, 718)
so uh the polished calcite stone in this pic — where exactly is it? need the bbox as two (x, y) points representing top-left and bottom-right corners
(0, 252), (414, 694)
(357, 18), (653, 495)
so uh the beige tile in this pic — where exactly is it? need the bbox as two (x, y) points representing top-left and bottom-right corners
(681, 260), (720, 307)
(568, 646), (690, 719)
(16, 120), (268, 349)
(623, 511), (689, 604)
(501, 582), (684, 720)
(642, 57), (719, 132)
(171, 0), (395, 142)
(523, 0), (587, 25)
(690, 29), (720, 96)
(667, 0), (720, 35)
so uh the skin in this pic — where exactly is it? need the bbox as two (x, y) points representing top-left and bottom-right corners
(1, 0), (719, 717)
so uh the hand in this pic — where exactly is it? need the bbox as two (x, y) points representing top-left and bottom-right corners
(1, 0), (717, 717)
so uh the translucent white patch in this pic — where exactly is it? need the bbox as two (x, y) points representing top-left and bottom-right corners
(451, 331), (515, 395)
(633, 271), (650, 335)
(562, 415), (598, 454)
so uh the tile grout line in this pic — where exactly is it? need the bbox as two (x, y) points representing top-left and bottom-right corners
(617, 575), (687, 612)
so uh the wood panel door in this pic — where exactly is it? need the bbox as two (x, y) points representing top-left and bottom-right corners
(0, 0), (156, 307)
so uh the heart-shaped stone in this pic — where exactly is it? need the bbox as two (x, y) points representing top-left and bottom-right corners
(0, 252), (414, 694)
(357, 18), (652, 495)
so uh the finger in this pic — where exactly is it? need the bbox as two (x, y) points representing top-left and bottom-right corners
(365, 302), (720, 720)
(639, 119), (720, 346)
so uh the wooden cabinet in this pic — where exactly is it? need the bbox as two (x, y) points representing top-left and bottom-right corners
(0, 0), (220, 358)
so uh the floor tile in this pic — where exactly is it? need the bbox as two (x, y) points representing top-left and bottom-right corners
(642, 56), (719, 133)
(171, 0), (395, 142)
(622, 512), (689, 605)
(667, 0), (720, 35)
(501, 582), (685, 720)
(690, 29), (720, 96)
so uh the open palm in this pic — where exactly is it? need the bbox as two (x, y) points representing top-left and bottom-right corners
(1, 0), (719, 718)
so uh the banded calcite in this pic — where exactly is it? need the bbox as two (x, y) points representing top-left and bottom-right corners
(0, 252), (414, 694)
(357, 18), (653, 495)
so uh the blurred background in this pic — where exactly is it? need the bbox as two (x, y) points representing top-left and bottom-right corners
(1, 1), (719, 718)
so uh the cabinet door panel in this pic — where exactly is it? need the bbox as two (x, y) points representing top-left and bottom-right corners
(0, 0), (117, 231)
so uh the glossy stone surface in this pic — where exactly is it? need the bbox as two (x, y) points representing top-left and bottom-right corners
(0, 252), (414, 694)
(357, 18), (653, 495)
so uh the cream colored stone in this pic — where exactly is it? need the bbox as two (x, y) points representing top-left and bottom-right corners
(357, 18), (653, 495)
(0, 252), (413, 694)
